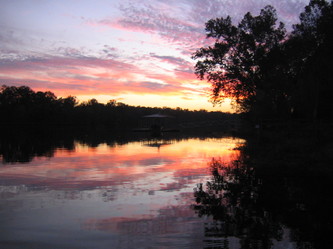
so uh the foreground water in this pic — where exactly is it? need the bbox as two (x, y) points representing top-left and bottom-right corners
(1, 129), (332, 249)
(0, 132), (243, 248)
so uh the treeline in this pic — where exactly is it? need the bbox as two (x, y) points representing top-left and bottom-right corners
(0, 85), (236, 129)
(194, 0), (333, 122)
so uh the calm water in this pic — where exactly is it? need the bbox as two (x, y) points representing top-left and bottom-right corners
(1, 130), (332, 249)
(0, 132), (243, 249)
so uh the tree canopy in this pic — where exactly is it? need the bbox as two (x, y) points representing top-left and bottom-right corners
(0, 85), (237, 128)
(193, 0), (333, 121)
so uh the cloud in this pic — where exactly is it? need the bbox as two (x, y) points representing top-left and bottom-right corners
(90, 1), (207, 54)
(185, 0), (308, 27)
(106, 0), (308, 51)
(118, 1), (202, 34)
(149, 53), (189, 66)
(139, 81), (175, 90)
(147, 53), (198, 83)
(0, 54), (134, 73)
(0, 0), (309, 110)
(0, 77), (90, 92)
(0, 49), (198, 98)
(100, 45), (119, 58)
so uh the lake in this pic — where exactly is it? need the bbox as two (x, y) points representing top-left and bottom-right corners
(0, 130), (241, 248)
(0, 129), (332, 249)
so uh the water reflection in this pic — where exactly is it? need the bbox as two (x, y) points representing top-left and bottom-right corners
(2, 127), (331, 248)
(0, 126), (234, 164)
(193, 140), (333, 249)
(0, 128), (243, 248)
(193, 157), (281, 249)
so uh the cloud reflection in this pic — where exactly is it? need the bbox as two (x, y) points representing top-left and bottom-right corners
(0, 136), (244, 248)
(0, 138), (243, 197)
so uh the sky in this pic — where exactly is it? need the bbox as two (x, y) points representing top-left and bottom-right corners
(0, 0), (309, 112)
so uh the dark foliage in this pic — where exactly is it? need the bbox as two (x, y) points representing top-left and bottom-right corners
(193, 129), (333, 248)
(0, 85), (237, 129)
(193, 0), (333, 121)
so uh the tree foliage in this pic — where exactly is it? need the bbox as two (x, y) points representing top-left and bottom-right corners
(0, 85), (236, 128)
(194, 0), (333, 121)
(288, 0), (333, 120)
(193, 6), (286, 113)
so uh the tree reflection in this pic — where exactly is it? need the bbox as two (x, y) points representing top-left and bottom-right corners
(0, 126), (228, 164)
(0, 126), (76, 163)
(193, 157), (282, 249)
(193, 136), (333, 249)
(0, 126), (159, 163)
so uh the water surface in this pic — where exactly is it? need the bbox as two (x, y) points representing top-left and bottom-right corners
(0, 134), (243, 248)
(2, 129), (332, 249)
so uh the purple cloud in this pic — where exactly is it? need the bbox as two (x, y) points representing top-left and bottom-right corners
(112, 0), (308, 52)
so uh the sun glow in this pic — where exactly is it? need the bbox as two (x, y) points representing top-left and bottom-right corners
(2, 0), (303, 112)
(75, 93), (234, 112)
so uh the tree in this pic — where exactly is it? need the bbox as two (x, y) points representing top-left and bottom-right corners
(193, 157), (282, 247)
(106, 99), (117, 107)
(287, 0), (333, 120)
(193, 6), (286, 114)
(59, 96), (77, 109)
(0, 85), (34, 106)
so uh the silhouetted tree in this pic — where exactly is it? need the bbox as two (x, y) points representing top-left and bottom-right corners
(286, 0), (333, 120)
(194, 0), (333, 122)
(58, 96), (77, 109)
(193, 6), (286, 115)
(1, 85), (238, 129)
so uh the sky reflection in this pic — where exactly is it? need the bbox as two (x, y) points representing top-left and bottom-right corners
(0, 138), (241, 192)
(0, 136), (244, 248)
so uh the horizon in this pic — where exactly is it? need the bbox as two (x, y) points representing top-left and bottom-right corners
(0, 0), (309, 112)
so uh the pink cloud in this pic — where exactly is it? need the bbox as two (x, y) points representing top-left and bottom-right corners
(0, 51), (202, 98)
(0, 0), (309, 110)
(90, 0), (307, 58)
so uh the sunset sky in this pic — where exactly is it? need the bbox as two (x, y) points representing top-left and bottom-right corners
(0, 0), (309, 111)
